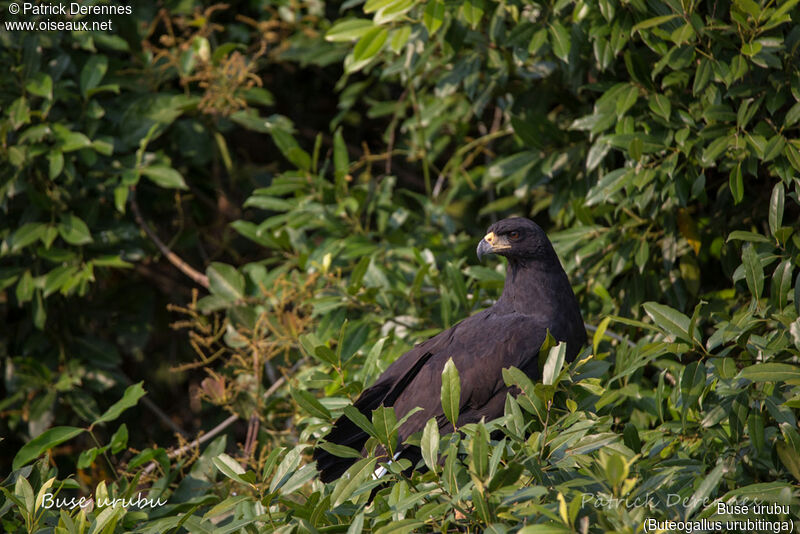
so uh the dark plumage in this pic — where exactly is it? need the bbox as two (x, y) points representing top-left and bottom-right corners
(314, 217), (585, 482)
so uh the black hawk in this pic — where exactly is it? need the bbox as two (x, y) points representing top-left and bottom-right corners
(314, 217), (585, 482)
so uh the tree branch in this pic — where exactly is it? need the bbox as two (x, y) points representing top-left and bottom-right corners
(129, 186), (210, 289)
(139, 360), (304, 477)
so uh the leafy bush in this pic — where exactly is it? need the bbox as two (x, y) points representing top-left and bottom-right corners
(2, 0), (800, 532)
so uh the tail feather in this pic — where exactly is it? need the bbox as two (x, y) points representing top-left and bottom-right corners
(314, 352), (434, 483)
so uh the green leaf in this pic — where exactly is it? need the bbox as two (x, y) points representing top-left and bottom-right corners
(702, 135), (731, 166)
(518, 524), (573, 533)
(692, 58), (712, 95)
(733, 0), (761, 19)
(53, 125), (91, 152)
(592, 316), (611, 355)
(13, 427), (86, 470)
(243, 87), (274, 107)
(769, 183), (784, 237)
(43, 265), (78, 297)
(244, 195), (296, 212)
(542, 342), (566, 386)
(648, 94), (671, 120)
(48, 150), (64, 179)
(213, 453), (250, 485)
(680, 361), (705, 415)
(685, 461), (725, 517)
(316, 442), (362, 459)
(748, 413), (765, 454)
(623, 423), (642, 452)
(353, 27), (388, 63)
(110, 424), (129, 453)
(343, 405), (378, 438)
(280, 463), (317, 495)
(371, 405), (398, 452)
(314, 345), (339, 365)
(763, 135), (785, 162)
(737, 363), (800, 383)
(80, 55), (108, 97)
(423, 0), (445, 36)
(777, 441), (800, 482)
(727, 230), (771, 243)
(9, 97), (30, 129)
(642, 301), (696, 343)
(768, 0), (800, 22)
(348, 256), (371, 294)
(441, 358), (461, 428)
(364, 0), (394, 13)
(462, 0), (485, 28)
(347, 513), (365, 534)
(785, 102), (800, 127)
(616, 85), (638, 117)
(15, 473), (35, 515)
(58, 214), (93, 245)
(92, 382), (146, 427)
(15, 270), (35, 304)
(374, 519), (423, 534)
(604, 454), (628, 487)
(470, 423), (489, 479)
(270, 128), (311, 170)
(33, 291), (46, 330)
(333, 128), (349, 183)
(670, 22), (695, 44)
(26, 73), (53, 100)
(330, 457), (377, 507)
(421, 418), (440, 472)
(771, 260), (793, 309)
(270, 447), (302, 492)
(741, 41), (762, 56)
(12, 222), (46, 252)
(632, 14), (680, 31)
(207, 262), (245, 302)
(290, 388), (331, 419)
(503, 366), (536, 398)
(375, 0), (416, 24)
(548, 21), (571, 62)
(728, 165), (744, 204)
(77, 447), (103, 469)
(141, 165), (188, 189)
(796, 272), (800, 315)
(741, 243), (764, 299)
(585, 169), (632, 206)
(325, 19), (375, 42)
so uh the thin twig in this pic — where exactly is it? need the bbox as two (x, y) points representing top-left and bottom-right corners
(385, 88), (409, 176)
(141, 412), (240, 476)
(243, 415), (260, 462)
(140, 360), (302, 476)
(129, 186), (210, 289)
(141, 397), (190, 438)
(120, 374), (190, 438)
(584, 322), (636, 348)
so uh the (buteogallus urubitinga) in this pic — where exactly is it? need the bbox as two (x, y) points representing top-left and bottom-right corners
(313, 217), (586, 482)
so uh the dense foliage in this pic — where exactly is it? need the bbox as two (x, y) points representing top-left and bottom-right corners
(1, 0), (799, 532)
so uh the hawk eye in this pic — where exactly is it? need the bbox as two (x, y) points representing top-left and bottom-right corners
(508, 231), (520, 241)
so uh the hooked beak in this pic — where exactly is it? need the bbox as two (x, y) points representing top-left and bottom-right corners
(476, 232), (510, 261)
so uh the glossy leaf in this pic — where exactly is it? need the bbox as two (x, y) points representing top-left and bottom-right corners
(92, 382), (146, 427)
(141, 165), (188, 190)
(441, 358), (461, 428)
(13, 427), (86, 470)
